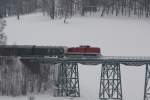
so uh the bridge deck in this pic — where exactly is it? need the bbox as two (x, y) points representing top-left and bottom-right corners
(20, 56), (150, 66)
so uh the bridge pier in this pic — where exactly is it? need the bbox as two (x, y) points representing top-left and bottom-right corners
(55, 62), (80, 97)
(144, 64), (150, 100)
(99, 63), (122, 100)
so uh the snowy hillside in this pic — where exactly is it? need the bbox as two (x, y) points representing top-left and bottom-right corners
(3, 13), (150, 100)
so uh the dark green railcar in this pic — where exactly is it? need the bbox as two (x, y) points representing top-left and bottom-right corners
(0, 45), (65, 57)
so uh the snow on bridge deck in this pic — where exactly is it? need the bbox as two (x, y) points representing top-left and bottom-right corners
(21, 56), (150, 66)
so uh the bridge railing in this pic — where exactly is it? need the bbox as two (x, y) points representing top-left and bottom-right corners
(101, 56), (150, 60)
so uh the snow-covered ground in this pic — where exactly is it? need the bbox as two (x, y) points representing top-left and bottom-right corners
(3, 13), (150, 100)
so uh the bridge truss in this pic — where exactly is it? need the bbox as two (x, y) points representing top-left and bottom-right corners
(21, 56), (150, 100)
(99, 63), (122, 100)
(144, 64), (150, 100)
(56, 63), (80, 97)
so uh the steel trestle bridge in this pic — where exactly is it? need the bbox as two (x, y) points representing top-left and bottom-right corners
(20, 56), (150, 100)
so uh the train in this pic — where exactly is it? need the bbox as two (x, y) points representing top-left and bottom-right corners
(0, 45), (101, 57)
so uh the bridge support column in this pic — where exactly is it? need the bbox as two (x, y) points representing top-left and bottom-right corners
(55, 63), (80, 97)
(99, 63), (122, 100)
(144, 64), (150, 100)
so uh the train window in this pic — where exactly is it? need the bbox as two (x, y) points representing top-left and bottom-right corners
(52, 49), (55, 53)
(48, 49), (50, 53)
(60, 49), (64, 53)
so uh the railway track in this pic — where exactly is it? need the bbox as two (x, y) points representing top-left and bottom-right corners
(20, 56), (150, 66)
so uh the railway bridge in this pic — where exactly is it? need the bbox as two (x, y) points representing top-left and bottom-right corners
(21, 56), (150, 100)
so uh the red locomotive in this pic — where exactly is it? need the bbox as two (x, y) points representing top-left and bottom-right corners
(66, 45), (101, 57)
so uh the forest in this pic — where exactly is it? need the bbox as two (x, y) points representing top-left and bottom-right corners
(0, 0), (150, 19)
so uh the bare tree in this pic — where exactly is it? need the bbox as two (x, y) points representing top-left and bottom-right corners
(41, 0), (55, 19)
(0, 17), (7, 45)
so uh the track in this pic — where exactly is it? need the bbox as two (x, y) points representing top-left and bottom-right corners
(20, 56), (150, 66)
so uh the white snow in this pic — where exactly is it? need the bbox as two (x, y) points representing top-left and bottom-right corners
(3, 13), (150, 100)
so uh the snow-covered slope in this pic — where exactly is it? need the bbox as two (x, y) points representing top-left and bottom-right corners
(3, 13), (150, 100)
